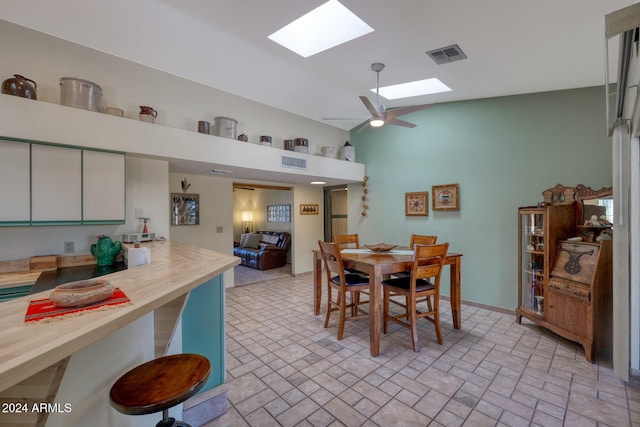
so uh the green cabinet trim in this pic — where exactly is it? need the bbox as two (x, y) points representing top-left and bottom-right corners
(0, 285), (33, 302)
(0, 137), (126, 227)
(0, 136), (125, 156)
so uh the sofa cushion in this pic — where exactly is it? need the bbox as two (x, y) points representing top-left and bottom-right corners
(260, 233), (280, 245)
(240, 233), (262, 249)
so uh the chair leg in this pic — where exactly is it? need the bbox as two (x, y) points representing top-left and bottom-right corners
(337, 289), (347, 340)
(324, 285), (332, 328)
(433, 296), (443, 345)
(383, 288), (389, 334)
(409, 295), (419, 352)
(351, 291), (358, 317)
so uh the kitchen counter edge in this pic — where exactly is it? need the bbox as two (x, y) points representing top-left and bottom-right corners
(0, 240), (239, 392)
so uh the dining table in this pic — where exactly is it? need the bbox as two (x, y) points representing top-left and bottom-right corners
(312, 247), (463, 357)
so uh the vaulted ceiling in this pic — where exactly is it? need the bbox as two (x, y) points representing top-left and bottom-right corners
(1, 0), (634, 131)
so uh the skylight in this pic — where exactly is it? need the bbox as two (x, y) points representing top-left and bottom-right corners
(268, 0), (374, 58)
(373, 78), (452, 100)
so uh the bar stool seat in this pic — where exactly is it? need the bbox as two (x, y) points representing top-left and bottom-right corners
(110, 353), (211, 427)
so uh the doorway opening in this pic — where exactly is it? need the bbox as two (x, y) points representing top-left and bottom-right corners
(324, 185), (349, 242)
(232, 182), (293, 286)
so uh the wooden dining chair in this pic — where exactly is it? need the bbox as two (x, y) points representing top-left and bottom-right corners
(318, 240), (369, 340)
(393, 234), (438, 279)
(409, 234), (437, 248)
(333, 234), (361, 251)
(382, 242), (449, 351)
(333, 233), (368, 275)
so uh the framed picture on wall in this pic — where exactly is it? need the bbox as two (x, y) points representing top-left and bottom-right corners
(432, 183), (460, 210)
(300, 204), (319, 215)
(405, 192), (429, 216)
(267, 204), (291, 222)
(171, 193), (200, 225)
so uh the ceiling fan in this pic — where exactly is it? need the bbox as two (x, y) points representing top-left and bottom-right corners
(323, 63), (434, 132)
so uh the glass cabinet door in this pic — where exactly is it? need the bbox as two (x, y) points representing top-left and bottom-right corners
(520, 210), (545, 315)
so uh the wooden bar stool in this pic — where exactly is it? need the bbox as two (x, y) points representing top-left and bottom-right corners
(110, 353), (211, 427)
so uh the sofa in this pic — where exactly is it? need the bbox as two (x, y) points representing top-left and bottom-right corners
(233, 231), (291, 270)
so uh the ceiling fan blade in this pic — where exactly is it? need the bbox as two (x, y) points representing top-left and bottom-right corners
(386, 117), (416, 128)
(385, 103), (434, 119)
(359, 96), (382, 117)
(322, 117), (369, 121)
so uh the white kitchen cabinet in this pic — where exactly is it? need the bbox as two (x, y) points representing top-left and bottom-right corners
(0, 139), (30, 225)
(82, 150), (125, 223)
(31, 144), (82, 224)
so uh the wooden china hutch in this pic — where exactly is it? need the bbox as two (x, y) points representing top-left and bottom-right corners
(516, 184), (613, 362)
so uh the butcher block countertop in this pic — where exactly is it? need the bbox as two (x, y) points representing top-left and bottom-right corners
(0, 271), (41, 289)
(0, 240), (239, 392)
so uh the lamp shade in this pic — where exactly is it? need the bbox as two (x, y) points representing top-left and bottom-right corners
(241, 211), (253, 222)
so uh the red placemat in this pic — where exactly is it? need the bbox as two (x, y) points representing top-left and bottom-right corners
(25, 288), (131, 324)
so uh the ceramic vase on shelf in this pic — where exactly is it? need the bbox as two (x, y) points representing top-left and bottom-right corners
(139, 106), (157, 123)
(535, 296), (544, 315)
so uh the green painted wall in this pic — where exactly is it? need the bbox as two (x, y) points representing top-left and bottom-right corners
(349, 86), (611, 310)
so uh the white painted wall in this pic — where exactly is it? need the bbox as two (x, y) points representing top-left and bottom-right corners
(292, 185), (325, 274)
(0, 20), (349, 155)
(0, 20), (348, 274)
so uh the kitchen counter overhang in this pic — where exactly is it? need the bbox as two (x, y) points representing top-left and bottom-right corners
(0, 240), (239, 392)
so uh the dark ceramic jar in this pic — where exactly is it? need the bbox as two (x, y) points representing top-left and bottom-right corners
(2, 74), (37, 99)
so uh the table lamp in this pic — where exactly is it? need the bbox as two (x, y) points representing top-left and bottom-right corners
(241, 211), (253, 233)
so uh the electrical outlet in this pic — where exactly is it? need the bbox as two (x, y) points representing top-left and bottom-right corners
(64, 241), (74, 253)
(216, 226), (223, 233)
(135, 208), (145, 219)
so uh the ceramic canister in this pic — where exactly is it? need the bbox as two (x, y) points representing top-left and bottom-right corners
(321, 146), (336, 158)
(339, 144), (355, 162)
(293, 137), (309, 153)
(60, 77), (102, 112)
(260, 135), (272, 146)
(213, 116), (238, 139)
(105, 107), (124, 117)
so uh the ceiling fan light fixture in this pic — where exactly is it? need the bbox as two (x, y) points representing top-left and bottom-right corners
(370, 118), (385, 127)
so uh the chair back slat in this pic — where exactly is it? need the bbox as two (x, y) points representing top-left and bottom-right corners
(409, 234), (437, 249)
(410, 243), (449, 288)
(333, 234), (360, 249)
(318, 240), (345, 279)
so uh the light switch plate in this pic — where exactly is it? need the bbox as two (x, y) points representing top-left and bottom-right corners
(216, 226), (223, 233)
(135, 208), (145, 219)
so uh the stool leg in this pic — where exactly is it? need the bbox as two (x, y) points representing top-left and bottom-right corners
(156, 409), (177, 427)
(155, 409), (192, 427)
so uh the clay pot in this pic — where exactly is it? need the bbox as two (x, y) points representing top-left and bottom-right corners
(2, 74), (37, 99)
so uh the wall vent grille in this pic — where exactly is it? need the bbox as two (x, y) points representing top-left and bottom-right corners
(281, 156), (307, 169)
(426, 44), (467, 65)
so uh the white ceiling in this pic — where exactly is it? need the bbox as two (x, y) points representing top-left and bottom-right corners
(1, 0), (634, 132)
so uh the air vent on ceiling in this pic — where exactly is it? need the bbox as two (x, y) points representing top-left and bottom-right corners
(281, 156), (307, 169)
(426, 44), (467, 65)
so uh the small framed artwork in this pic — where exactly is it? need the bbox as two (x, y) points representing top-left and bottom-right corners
(432, 183), (460, 210)
(171, 193), (200, 225)
(405, 192), (429, 216)
(267, 204), (291, 222)
(300, 204), (319, 215)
